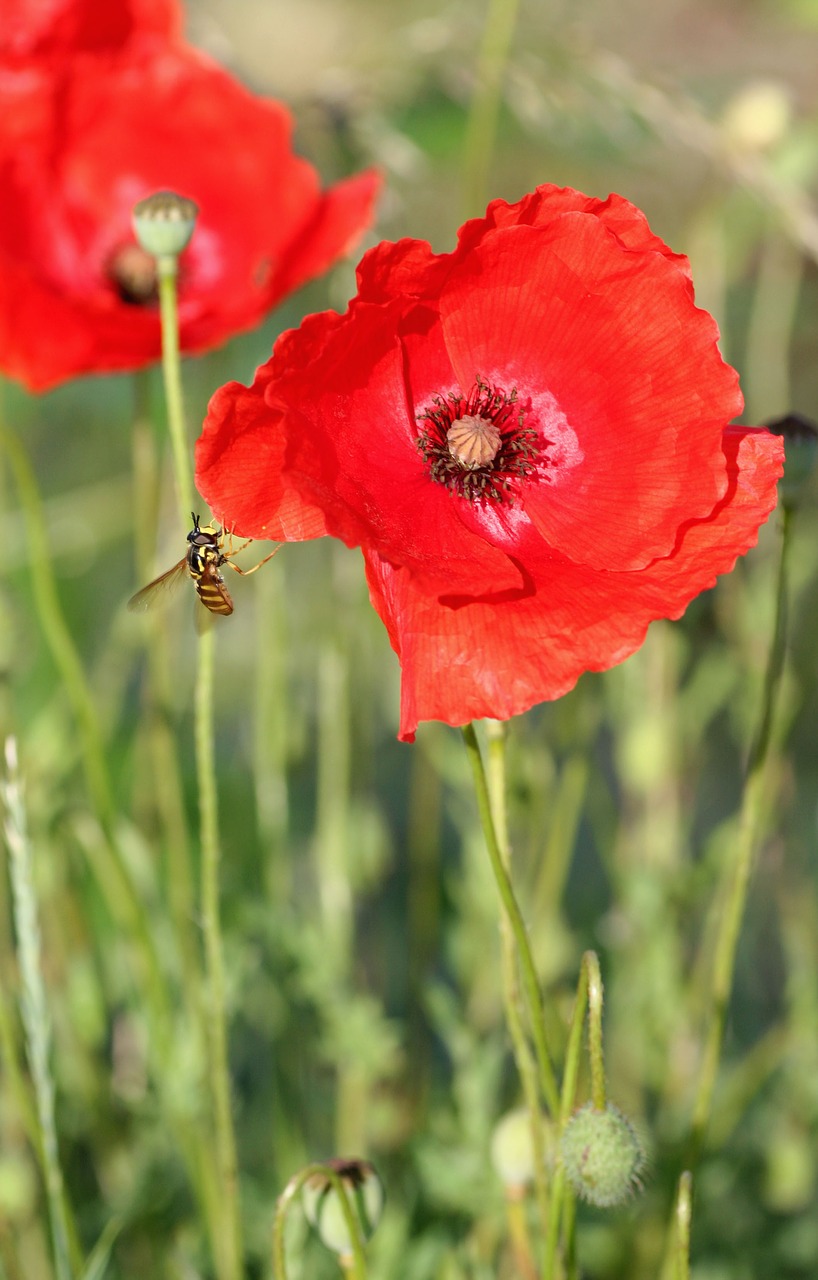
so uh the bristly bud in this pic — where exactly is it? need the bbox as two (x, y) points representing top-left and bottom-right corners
(764, 412), (818, 512)
(302, 1158), (385, 1256)
(560, 1103), (646, 1208)
(132, 191), (198, 260)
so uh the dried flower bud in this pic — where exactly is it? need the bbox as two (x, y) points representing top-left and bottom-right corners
(561, 1103), (645, 1208)
(302, 1158), (385, 1256)
(132, 190), (198, 260)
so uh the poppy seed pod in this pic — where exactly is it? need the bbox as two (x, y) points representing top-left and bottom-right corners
(132, 190), (198, 260)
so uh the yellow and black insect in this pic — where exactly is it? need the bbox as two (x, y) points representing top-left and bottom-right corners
(128, 512), (277, 626)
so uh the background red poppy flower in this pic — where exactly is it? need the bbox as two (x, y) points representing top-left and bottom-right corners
(0, 14), (380, 391)
(195, 184), (784, 742)
(1, 0), (179, 62)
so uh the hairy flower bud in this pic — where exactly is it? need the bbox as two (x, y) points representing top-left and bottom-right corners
(561, 1103), (645, 1208)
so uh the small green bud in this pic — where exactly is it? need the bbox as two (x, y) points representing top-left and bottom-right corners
(132, 191), (198, 260)
(302, 1159), (384, 1257)
(561, 1103), (645, 1208)
(764, 412), (818, 511)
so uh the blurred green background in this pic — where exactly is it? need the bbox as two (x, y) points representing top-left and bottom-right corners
(3, 0), (818, 1276)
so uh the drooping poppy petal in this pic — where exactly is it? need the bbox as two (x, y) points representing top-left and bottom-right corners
(0, 17), (380, 390)
(195, 183), (784, 740)
(362, 425), (782, 739)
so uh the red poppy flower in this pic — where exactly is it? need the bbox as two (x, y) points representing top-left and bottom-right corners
(0, 20), (379, 390)
(195, 185), (784, 742)
(1, 0), (179, 62)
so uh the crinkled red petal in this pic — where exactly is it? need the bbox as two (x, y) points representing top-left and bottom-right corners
(364, 427), (783, 741)
(197, 366), (331, 543)
(199, 298), (527, 596)
(437, 217), (741, 570)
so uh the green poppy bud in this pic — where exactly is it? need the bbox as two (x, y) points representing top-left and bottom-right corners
(132, 191), (198, 260)
(302, 1159), (385, 1256)
(561, 1103), (645, 1208)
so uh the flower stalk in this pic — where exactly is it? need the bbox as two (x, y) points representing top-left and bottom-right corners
(675, 1171), (693, 1280)
(462, 0), (522, 214)
(484, 721), (552, 1235)
(150, 222), (243, 1280)
(157, 260), (195, 519)
(544, 950), (605, 1278)
(461, 722), (560, 1118)
(0, 420), (171, 1045)
(2, 739), (76, 1280)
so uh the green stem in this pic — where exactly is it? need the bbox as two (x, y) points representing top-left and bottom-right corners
(674, 1171), (693, 1280)
(687, 504), (792, 1164)
(0, 426), (113, 826)
(585, 952), (606, 1112)
(0, 422), (170, 1043)
(461, 724), (559, 1116)
(545, 951), (605, 1278)
(130, 371), (198, 1000)
(462, 0), (522, 216)
(196, 629), (243, 1280)
(157, 263), (194, 519)
(272, 1164), (369, 1280)
(484, 722), (551, 1235)
(156, 256), (242, 1280)
(2, 739), (75, 1280)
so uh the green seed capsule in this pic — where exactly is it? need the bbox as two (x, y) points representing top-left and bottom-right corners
(132, 191), (198, 259)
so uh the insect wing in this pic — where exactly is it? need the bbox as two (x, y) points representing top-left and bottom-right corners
(127, 558), (188, 613)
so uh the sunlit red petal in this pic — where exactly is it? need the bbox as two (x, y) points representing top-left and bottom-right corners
(200, 299), (526, 596)
(439, 218), (740, 570)
(197, 368), (330, 543)
(365, 426), (783, 741)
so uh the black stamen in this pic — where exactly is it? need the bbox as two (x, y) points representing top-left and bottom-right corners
(417, 378), (538, 503)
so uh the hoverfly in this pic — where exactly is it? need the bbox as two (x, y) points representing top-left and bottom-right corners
(128, 512), (278, 627)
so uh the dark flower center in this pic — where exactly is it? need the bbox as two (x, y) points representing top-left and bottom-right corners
(108, 243), (158, 305)
(417, 379), (538, 502)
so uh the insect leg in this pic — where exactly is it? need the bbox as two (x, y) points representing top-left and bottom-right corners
(224, 545), (281, 576)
